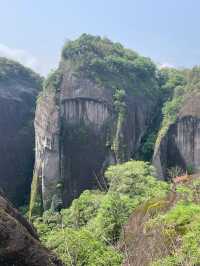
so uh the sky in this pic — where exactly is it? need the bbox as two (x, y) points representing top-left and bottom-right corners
(1, 0), (200, 76)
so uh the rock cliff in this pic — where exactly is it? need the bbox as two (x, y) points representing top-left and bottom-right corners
(0, 58), (42, 206)
(31, 34), (161, 214)
(153, 89), (200, 179)
(0, 190), (64, 266)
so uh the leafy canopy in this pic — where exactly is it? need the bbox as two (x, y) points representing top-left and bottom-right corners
(61, 34), (159, 97)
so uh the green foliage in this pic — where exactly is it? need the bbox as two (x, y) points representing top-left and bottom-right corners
(176, 185), (193, 202)
(162, 95), (184, 123)
(147, 202), (200, 233)
(163, 202), (200, 228)
(29, 175), (43, 220)
(151, 215), (200, 265)
(148, 186), (200, 266)
(151, 256), (178, 266)
(113, 88), (126, 114)
(32, 159), (170, 265)
(18, 205), (29, 216)
(61, 190), (104, 228)
(177, 219), (200, 265)
(112, 88), (128, 162)
(86, 161), (169, 244)
(45, 228), (123, 266)
(155, 94), (184, 149)
(89, 192), (135, 243)
(61, 34), (159, 97)
(139, 132), (157, 161)
(154, 68), (186, 150)
(167, 166), (183, 179)
(105, 160), (169, 201)
(186, 164), (194, 175)
(185, 66), (200, 89)
(44, 69), (62, 91)
(0, 57), (42, 87)
(33, 216), (53, 242)
(158, 68), (186, 93)
(62, 34), (138, 62)
(155, 66), (200, 151)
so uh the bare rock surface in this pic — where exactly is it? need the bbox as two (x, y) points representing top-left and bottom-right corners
(0, 58), (42, 206)
(0, 191), (64, 266)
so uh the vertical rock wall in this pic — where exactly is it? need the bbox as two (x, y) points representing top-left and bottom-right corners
(153, 93), (200, 179)
(31, 36), (159, 213)
(32, 73), (156, 212)
(0, 58), (41, 206)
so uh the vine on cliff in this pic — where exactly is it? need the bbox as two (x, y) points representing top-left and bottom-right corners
(29, 174), (43, 220)
(155, 94), (185, 151)
(112, 88), (128, 162)
(154, 66), (200, 153)
(154, 68), (187, 152)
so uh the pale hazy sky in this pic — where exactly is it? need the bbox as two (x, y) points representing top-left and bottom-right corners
(1, 0), (200, 75)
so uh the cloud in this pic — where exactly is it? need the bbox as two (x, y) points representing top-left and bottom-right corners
(0, 43), (44, 75)
(158, 62), (175, 69)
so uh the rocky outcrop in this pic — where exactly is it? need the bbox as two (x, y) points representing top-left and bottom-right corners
(31, 35), (160, 213)
(0, 58), (42, 206)
(153, 92), (200, 179)
(121, 192), (177, 266)
(0, 190), (64, 266)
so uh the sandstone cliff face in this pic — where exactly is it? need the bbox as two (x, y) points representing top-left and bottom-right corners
(0, 191), (64, 266)
(0, 58), (42, 206)
(31, 35), (160, 213)
(153, 92), (200, 179)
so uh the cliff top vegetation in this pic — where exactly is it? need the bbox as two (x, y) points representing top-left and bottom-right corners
(44, 34), (160, 99)
(0, 57), (43, 87)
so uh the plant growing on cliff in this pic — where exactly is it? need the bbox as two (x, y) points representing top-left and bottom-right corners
(29, 175), (43, 219)
(112, 88), (128, 162)
(154, 94), (185, 150)
(44, 69), (62, 91)
(61, 34), (159, 98)
(139, 132), (157, 161)
(154, 66), (200, 152)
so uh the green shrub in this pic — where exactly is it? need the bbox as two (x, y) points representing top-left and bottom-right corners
(155, 66), (200, 150)
(186, 164), (194, 175)
(44, 69), (62, 91)
(61, 190), (104, 228)
(61, 34), (159, 98)
(45, 228), (123, 266)
(88, 192), (135, 243)
(149, 202), (200, 265)
(105, 160), (169, 200)
(167, 166), (183, 179)
(34, 160), (169, 264)
(139, 133), (157, 161)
